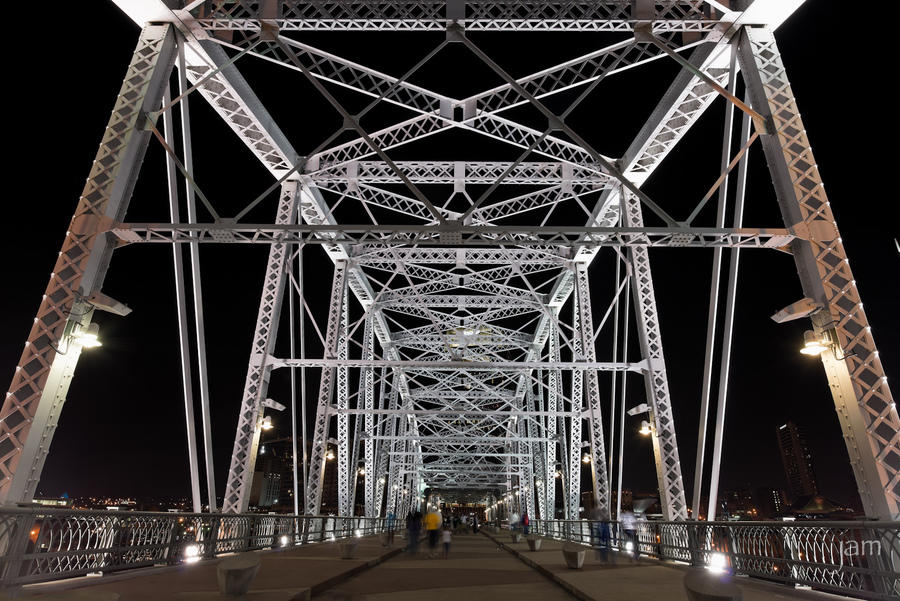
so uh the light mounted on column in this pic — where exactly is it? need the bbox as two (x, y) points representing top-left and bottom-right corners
(73, 323), (102, 348)
(799, 330), (830, 356)
(639, 421), (652, 436)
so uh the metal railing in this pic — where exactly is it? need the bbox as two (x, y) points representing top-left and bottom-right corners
(0, 507), (390, 587)
(533, 518), (900, 601)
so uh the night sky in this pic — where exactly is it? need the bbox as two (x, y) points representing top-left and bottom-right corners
(2, 2), (897, 510)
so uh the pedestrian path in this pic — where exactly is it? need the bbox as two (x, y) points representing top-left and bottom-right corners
(10, 530), (856, 601)
(313, 530), (573, 601)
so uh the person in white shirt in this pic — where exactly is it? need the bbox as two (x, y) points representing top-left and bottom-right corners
(442, 527), (452, 558)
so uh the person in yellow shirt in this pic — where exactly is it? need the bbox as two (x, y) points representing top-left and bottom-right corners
(424, 510), (442, 557)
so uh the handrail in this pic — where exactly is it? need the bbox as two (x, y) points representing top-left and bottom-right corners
(532, 518), (900, 601)
(0, 508), (393, 587)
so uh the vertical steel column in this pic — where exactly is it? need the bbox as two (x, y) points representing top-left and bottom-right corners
(222, 181), (301, 513)
(162, 85), (202, 514)
(623, 192), (688, 521)
(546, 328), (560, 518)
(738, 26), (899, 519)
(608, 255), (621, 509)
(361, 319), (376, 516)
(517, 409), (535, 518)
(298, 247), (309, 511)
(536, 371), (549, 520)
(567, 299), (583, 520)
(616, 275), (631, 520)
(288, 252), (299, 517)
(346, 319), (369, 516)
(526, 384), (546, 519)
(692, 47), (737, 519)
(0, 25), (176, 504)
(372, 367), (392, 516)
(575, 261), (610, 513)
(384, 375), (402, 518)
(347, 385), (362, 516)
(305, 262), (348, 515)
(336, 287), (350, 516)
(706, 109), (751, 521)
(176, 42), (217, 511)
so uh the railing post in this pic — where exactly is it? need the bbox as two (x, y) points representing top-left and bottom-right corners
(0, 511), (34, 590)
(109, 517), (124, 571)
(165, 518), (181, 565)
(687, 522), (703, 567)
(866, 524), (899, 597)
(204, 514), (219, 559)
(724, 524), (738, 575)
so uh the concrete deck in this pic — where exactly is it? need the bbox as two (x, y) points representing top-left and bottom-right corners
(314, 529), (572, 601)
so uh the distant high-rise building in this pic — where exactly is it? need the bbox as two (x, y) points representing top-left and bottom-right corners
(776, 421), (818, 499)
(720, 488), (757, 519)
(754, 487), (787, 519)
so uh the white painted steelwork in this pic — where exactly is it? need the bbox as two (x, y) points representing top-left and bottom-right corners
(0, 1), (895, 535)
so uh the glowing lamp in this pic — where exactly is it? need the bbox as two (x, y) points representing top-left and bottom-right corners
(800, 330), (829, 356)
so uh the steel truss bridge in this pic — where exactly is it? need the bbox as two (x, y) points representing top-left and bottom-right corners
(1, 2), (898, 575)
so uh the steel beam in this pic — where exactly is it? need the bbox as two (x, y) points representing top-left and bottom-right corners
(0, 25), (177, 504)
(738, 26), (899, 520)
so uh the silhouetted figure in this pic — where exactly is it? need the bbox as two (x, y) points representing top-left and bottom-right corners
(406, 511), (422, 554)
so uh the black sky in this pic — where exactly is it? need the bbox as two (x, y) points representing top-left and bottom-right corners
(2, 1), (897, 509)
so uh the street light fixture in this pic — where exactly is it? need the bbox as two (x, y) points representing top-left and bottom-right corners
(799, 330), (830, 356)
(639, 421), (652, 436)
(261, 416), (274, 430)
(73, 323), (102, 348)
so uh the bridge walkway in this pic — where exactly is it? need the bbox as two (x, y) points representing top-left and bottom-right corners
(314, 529), (571, 601)
(13, 530), (850, 601)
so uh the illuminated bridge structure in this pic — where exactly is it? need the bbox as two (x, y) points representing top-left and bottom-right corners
(0, 1), (898, 598)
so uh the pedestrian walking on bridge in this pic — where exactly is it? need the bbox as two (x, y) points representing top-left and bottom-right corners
(425, 509), (442, 558)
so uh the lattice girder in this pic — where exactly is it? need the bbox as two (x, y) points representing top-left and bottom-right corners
(8, 0), (834, 521)
(222, 181), (301, 513)
(623, 192), (688, 521)
(737, 26), (899, 520)
(0, 24), (177, 503)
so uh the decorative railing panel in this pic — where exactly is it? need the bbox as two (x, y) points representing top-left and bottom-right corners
(533, 519), (900, 601)
(0, 508), (387, 587)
